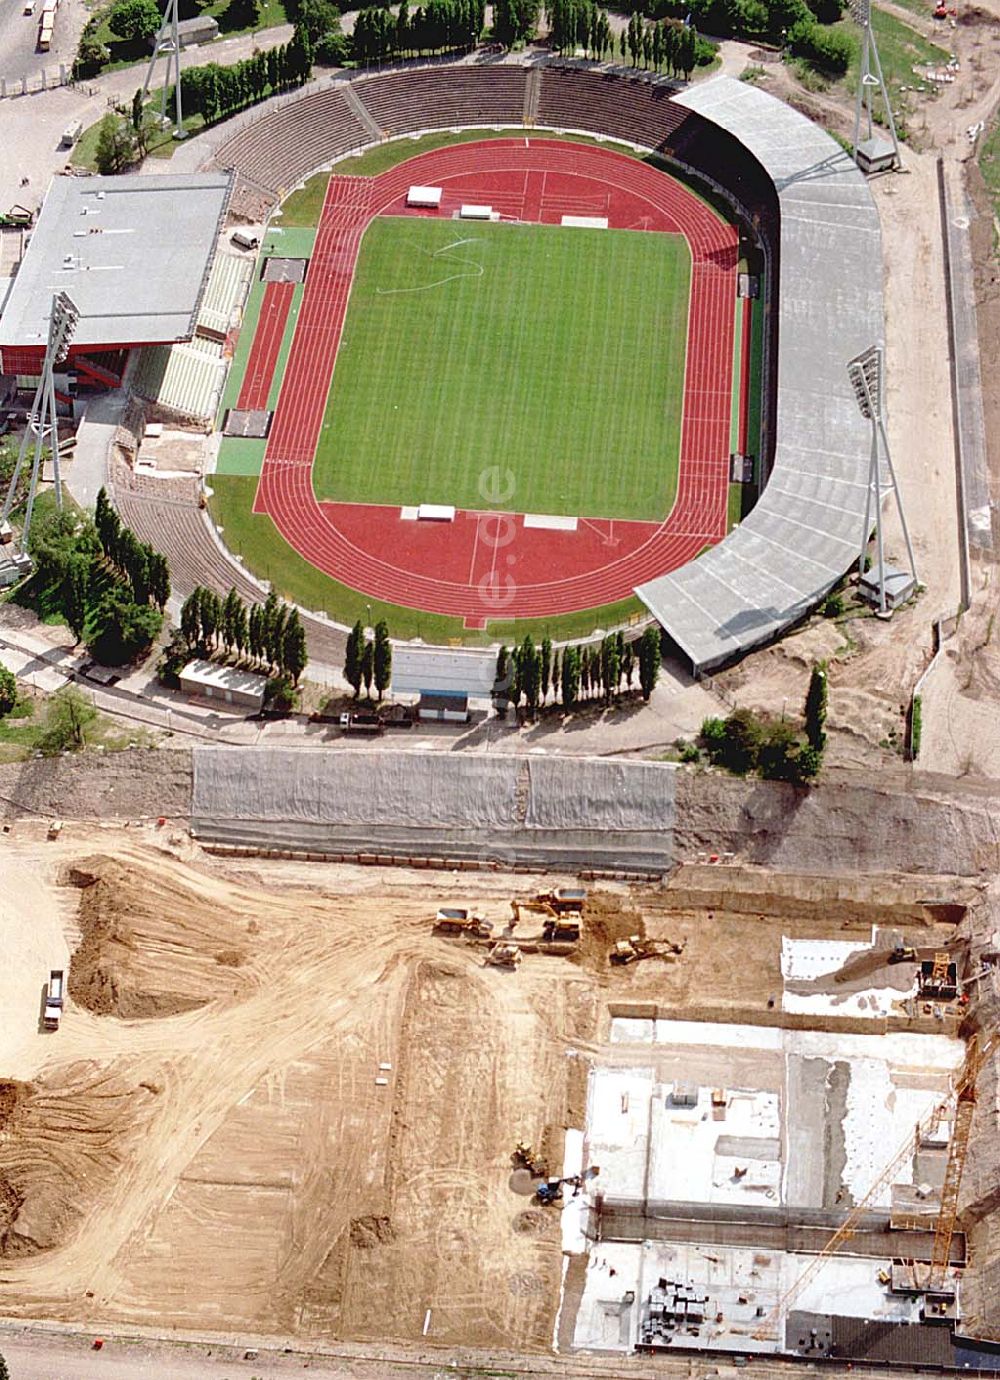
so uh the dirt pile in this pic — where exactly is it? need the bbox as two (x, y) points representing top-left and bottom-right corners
(0, 1062), (158, 1257)
(349, 1215), (394, 1249)
(65, 855), (257, 1019)
(573, 891), (645, 971)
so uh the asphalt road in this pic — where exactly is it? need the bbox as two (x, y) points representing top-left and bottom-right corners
(0, 0), (85, 88)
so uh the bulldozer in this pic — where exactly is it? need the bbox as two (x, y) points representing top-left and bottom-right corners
(433, 908), (493, 940)
(610, 935), (686, 966)
(487, 941), (522, 969)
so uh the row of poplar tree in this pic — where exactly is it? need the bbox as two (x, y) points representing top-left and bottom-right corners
(182, 31), (314, 124)
(95, 488), (170, 611)
(343, 619), (393, 700)
(353, 0), (485, 61)
(179, 586), (309, 684)
(495, 625), (661, 715)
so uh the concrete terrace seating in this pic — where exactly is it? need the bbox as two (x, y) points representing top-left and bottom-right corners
(537, 65), (687, 150)
(211, 86), (370, 196)
(351, 64), (529, 135)
(113, 483), (347, 667)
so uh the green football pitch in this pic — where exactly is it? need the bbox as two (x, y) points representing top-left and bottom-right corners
(311, 216), (691, 522)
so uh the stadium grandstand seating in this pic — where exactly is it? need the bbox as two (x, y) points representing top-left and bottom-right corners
(211, 86), (371, 197)
(351, 63), (528, 135)
(112, 471), (347, 665)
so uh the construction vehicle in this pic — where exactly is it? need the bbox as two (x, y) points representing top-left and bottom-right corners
(0, 205), (34, 229)
(752, 1028), (1000, 1341)
(486, 941), (522, 969)
(534, 886), (587, 914)
(433, 908), (493, 939)
(339, 711), (383, 735)
(888, 945), (918, 964)
(511, 897), (582, 941)
(610, 935), (685, 966)
(536, 1166), (600, 1204)
(43, 969), (64, 1030)
(512, 1140), (547, 1176)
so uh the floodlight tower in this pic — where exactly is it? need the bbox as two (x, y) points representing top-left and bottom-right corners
(847, 345), (917, 614)
(1, 292), (79, 558)
(141, 0), (184, 139)
(850, 0), (901, 171)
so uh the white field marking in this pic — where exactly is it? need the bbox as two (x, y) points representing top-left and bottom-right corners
(374, 236), (487, 297)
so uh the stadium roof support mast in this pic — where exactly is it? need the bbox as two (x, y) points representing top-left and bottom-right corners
(141, 0), (184, 139)
(1, 292), (79, 556)
(850, 0), (901, 170)
(848, 344), (917, 613)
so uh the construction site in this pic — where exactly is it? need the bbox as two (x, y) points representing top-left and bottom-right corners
(1, 810), (1000, 1369)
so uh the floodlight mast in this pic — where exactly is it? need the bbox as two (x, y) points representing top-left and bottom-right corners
(141, 0), (184, 139)
(1, 292), (79, 555)
(847, 345), (917, 613)
(850, 0), (901, 170)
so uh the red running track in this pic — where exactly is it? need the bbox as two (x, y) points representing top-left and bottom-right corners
(236, 280), (295, 412)
(254, 139), (737, 624)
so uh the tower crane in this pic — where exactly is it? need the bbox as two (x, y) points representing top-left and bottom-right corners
(753, 1028), (998, 1344)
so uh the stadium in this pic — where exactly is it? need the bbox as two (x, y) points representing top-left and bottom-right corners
(0, 63), (882, 672)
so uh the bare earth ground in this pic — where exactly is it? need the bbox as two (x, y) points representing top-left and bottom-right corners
(0, 825), (981, 1357)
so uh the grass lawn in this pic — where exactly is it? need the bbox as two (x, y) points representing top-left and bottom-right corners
(71, 106), (205, 170)
(86, 0), (287, 75)
(804, 8), (951, 139)
(980, 115), (1000, 223)
(209, 475), (645, 643)
(313, 217), (690, 521)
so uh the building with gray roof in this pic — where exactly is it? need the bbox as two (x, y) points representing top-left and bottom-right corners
(636, 77), (883, 672)
(0, 171), (233, 364)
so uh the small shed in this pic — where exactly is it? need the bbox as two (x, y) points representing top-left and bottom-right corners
(153, 14), (219, 46)
(854, 136), (898, 175)
(179, 659), (267, 712)
(859, 563), (916, 610)
(391, 646), (496, 703)
(406, 185), (442, 208)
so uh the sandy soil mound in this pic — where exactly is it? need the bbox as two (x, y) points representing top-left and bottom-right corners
(64, 856), (257, 1020)
(572, 891), (645, 970)
(0, 1062), (158, 1257)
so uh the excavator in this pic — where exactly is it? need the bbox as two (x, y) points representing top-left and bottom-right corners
(510, 899), (581, 944)
(610, 935), (686, 966)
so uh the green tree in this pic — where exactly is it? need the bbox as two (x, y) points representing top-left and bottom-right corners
(37, 686), (98, 754)
(344, 619), (364, 697)
(94, 112), (135, 174)
(221, 587), (241, 654)
(108, 0), (161, 40)
(560, 645), (580, 709)
(181, 587), (202, 648)
(0, 664), (16, 718)
(232, 596), (249, 658)
(199, 587), (221, 649)
(804, 661), (828, 753)
(283, 607), (309, 684)
(522, 635), (542, 715)
(373, 619), (392, 701)
(148, 550), (171, 610)
(638, 625), (661, 701)
(540, 635), (552, 703)
(494, 644), (510, 711)
(86, 586), (163, 665)
(246, 603), (261, 664)
(62, 553), (91, 641)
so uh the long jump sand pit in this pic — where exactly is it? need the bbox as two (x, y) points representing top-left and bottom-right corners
(0, 828), (980, 1354)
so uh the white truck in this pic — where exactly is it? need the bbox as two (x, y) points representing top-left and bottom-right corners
(43, 969), (64, 1030)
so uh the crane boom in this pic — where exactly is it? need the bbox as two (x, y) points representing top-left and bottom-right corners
(754, 1028), (998, 1343)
